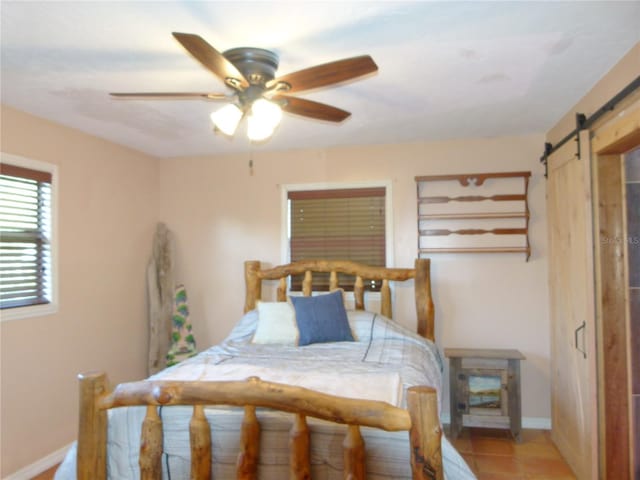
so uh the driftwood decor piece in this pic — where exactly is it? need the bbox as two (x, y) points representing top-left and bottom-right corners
(415, 172), (532, 260)
(146, 223), (176, 375)
(77, 258), (441, 479)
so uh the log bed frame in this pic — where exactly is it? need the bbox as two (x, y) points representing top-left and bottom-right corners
(77, 258), (442, 480)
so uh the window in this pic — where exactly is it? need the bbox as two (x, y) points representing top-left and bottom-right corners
(0, 154), (57, 320)
(285, 183), (390, 291)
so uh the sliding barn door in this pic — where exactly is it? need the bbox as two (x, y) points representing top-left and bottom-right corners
(547, 132), (598, 479)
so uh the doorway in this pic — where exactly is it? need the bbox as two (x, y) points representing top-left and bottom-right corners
(592, 108), (640, 479)
(625, 147), (639, 479)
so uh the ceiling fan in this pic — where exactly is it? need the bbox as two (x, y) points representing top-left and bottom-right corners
(110, 32), (378, 141)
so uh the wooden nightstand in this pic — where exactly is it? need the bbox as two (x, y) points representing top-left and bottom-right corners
(445, 348), (525, 442)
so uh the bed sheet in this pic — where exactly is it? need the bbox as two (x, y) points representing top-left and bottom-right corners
(56, 310), (476, 479)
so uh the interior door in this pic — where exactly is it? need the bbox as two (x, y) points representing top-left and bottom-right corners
(546, 132), (598, 479)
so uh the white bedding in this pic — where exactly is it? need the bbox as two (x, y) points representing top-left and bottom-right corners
(56, 310), (476, 479)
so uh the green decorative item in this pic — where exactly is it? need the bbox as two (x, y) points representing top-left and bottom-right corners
(166, 284), (197, 366)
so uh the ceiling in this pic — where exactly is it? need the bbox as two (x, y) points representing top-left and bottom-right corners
(1, 1), (639, 158)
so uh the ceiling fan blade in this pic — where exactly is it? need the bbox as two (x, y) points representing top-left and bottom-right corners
(274, 95), (351, 122)
(172, 32), (250, 90)
(110, 92), (229, 100)
(267, 55), (377, 94)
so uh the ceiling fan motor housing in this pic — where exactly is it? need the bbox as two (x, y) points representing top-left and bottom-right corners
(223, 47), (279, 86)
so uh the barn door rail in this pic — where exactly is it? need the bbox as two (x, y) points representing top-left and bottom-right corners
(539, 74), (640, 178)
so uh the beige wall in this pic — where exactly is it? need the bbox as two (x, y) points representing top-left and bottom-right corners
(0, 105), (158, 477)
(157, 134), (551, 422)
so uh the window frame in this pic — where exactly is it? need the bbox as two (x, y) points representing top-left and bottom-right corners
(0, 152), (58, 322)
(281, 180), (394, 274)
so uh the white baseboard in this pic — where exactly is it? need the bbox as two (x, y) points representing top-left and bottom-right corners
(440, 413), (551, 430)
(3, 442), (73, 480)
(522, 416), (552, 429)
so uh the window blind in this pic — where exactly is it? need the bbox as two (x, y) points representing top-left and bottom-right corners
(0, 164), (53, 309)
(288, 187), (386, 291)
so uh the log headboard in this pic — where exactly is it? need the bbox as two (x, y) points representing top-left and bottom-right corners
(243, 258), (435, 341)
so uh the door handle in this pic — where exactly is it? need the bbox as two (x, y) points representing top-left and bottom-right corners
(574, 321), (587, 359)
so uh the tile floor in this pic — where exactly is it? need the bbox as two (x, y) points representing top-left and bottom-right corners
(30, 464), (58, 480)
(32, 427), (576, 479)
(445, 426), (577, 480)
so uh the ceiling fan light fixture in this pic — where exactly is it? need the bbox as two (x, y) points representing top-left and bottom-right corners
(247, 99), (282, 141)
(211, 103), (243, 136)
(247, 114), (276, 142)
(252, 98), (282, 127)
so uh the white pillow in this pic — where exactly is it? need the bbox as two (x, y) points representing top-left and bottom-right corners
(252, 301), (299, 345)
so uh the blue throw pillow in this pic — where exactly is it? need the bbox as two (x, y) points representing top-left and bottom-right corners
(290, 290), (355, 346)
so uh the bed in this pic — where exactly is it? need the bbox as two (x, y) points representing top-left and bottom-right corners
(56, 259), (476, 480)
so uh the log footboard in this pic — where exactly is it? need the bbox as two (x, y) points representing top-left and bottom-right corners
(77, 372), (443, 480)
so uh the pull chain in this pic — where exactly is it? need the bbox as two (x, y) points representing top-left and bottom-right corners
(248, 142), (255, 176)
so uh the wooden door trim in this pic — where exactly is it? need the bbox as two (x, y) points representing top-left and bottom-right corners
(592, 106), (640, 155)
(593, 153), (631, 479)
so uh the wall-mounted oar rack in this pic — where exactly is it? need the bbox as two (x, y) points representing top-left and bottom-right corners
(415, 171), (531, 260)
